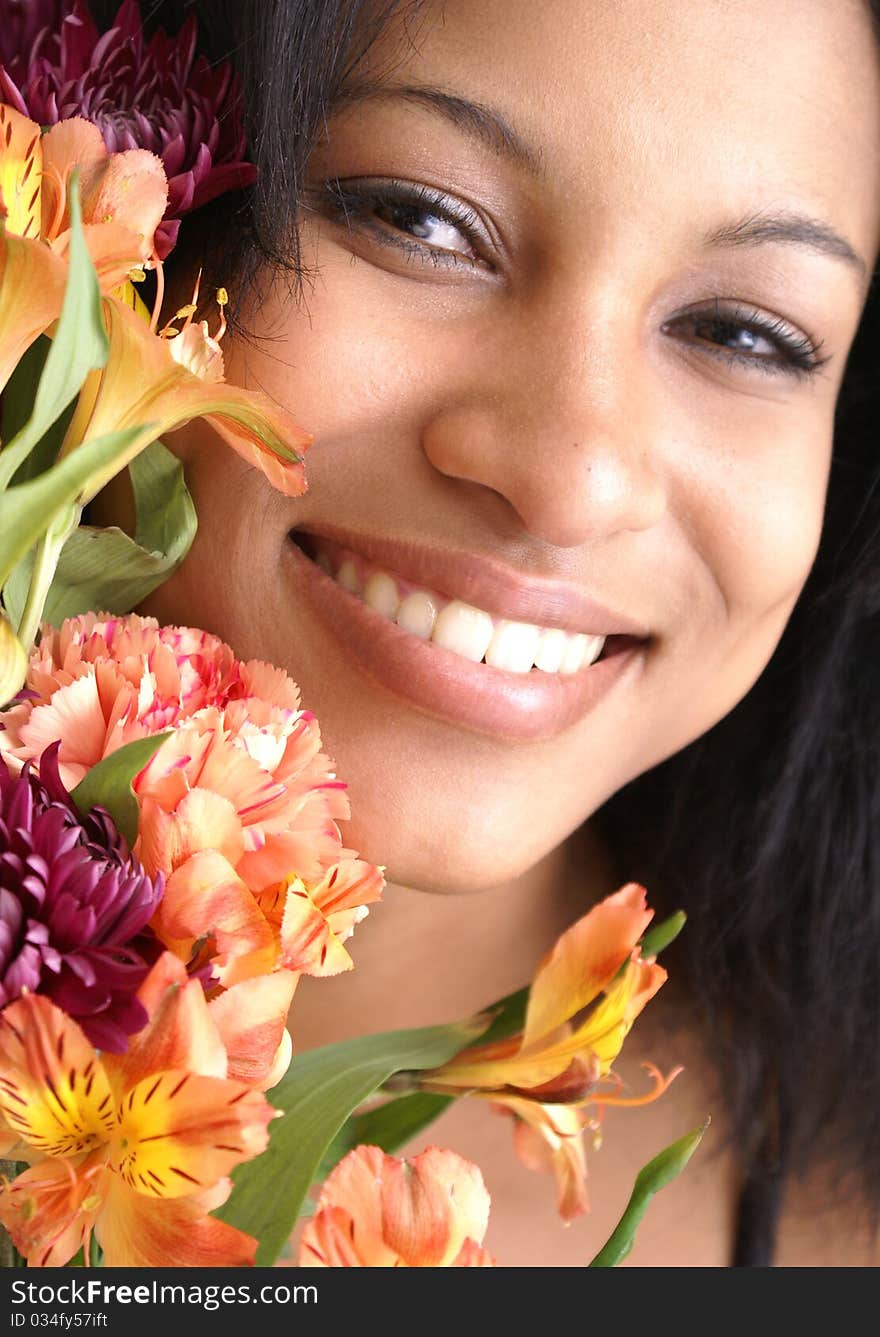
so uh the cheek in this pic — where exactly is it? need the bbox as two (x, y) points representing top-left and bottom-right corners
(684, 410), (833, 628)
(230, 256), (438, 438)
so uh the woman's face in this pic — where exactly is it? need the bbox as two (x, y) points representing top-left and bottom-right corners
(143, 0), (880, 892)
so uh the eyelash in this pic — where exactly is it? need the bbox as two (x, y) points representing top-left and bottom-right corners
(314, 176), (488, 269)
(313, 177), (830, 380)
(662, 300), (829, 380)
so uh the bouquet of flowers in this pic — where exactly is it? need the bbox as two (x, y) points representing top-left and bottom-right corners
(0, 0), (703, 1269)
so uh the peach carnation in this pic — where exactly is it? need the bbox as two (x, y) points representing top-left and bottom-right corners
(0, 614), (383, 984)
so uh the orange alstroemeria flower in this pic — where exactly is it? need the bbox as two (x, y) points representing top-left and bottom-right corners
(0, 105), (166, 272)
(58, 293), (309, 502)
(0, 954), (279, 1267)
(417, 884), (678, 1220)
(299, 1145), (496, 1267)
(0, 106), (168, 393)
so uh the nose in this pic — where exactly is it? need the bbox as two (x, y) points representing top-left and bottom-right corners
(421, 314), (668, 550)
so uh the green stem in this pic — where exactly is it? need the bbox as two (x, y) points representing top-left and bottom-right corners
(15, 504), (79, 653)
(0, 1161), (22, 1267)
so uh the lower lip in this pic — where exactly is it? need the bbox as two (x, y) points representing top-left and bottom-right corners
(283, 537), (645, 741)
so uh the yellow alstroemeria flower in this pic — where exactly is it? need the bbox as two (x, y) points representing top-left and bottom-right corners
(0, 956), (277, 1267)
(417, 884), (679, 1219)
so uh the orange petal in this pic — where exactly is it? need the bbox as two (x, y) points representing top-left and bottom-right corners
(381, 1147), (491, 1266)
(279, 861), (382, 977)
(308, 1146), (393, 1264)
(79, 148), (167, 262)
(39, 117), (107, 241)
(0, 105), (42, 239)
(104, 955), (227, 1092)
(0, 996), (115, 1160)
(112, 1069), (274, 1199)
(17, 672), (116, 789)
(567, 956), (667, 1072)
(313, 858), (384, 920)
(96, 1176), (258, 1267)
(0, 224), (67, 394)
(312, 1144), (491, 1268)
(522, 884), (654, 1050)
(278, 877), (356, 976)
(60, 295), (310, 502)
(501, 1096), (590, 1222)
(155, 848), (277, 984)
(0, 1157), (105, 1268)
(208, 971), (297, 1088)
(149, 786), (246, 874)
(452, 1238), (497, 1266)
(299, 1205), (387, 1267)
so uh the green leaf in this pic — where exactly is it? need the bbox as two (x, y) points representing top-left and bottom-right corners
(25, 441), (197, 626)
(588, 1121), (709, 1267)
(640, 910), (687, 961)
(215, 1018), (488, 1264)
(70, 733), (171, 846)
(0, 176), (108, 492)
(472, 984), (528, 1048)
(0, 338), (48, 446)
(0, 425), (148, 586)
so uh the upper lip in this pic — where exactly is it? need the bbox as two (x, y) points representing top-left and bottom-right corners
(290, 523), (650, 637)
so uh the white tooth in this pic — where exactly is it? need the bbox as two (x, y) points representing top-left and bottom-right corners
(560, 632), (588, 674)
(363, 571), (400, 619)
(396, 590), (439, 640)
(533, 627), (568, 674)
(584, 634), (606, 666)
(431, 600), (495, 663)
(485, 619), (541, 674)
(315, 550), (333, 575)
(337, 559), (361, 594)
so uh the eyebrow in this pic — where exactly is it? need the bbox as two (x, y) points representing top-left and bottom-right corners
(333, 84), (867, 279)
(704, 210), (867, 277)
(335, 80), (544, 175)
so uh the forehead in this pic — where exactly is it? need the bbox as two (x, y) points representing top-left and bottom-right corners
(353, 0), (880, 266)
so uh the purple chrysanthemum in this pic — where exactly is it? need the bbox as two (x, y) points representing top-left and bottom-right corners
(0, 0), (257, 258)
(0, 745), (164, 1052)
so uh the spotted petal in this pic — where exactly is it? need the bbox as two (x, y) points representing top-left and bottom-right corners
(0, 103), (42, 238)
(0, 995), (115, 1159)
(278, 860), (383, 977)
(0, 1155), (104, 1268)
(112, 1068), (273, 1199)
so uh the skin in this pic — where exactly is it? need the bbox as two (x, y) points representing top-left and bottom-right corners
(95, 0), (880, 1262)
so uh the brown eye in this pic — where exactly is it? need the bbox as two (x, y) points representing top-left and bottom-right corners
(663, 301), (828, 379)
(313, 176), (494, 270)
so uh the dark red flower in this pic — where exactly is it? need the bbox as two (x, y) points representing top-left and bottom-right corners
(0, 0), (257, 258)
(0, 745), (163, 1052)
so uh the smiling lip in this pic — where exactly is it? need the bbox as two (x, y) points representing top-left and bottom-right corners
(284, 527), (648, 741)
(288, 522), (650, 636)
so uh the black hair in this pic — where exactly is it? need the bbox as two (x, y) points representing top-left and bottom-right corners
(134, 0), (880, 1263)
